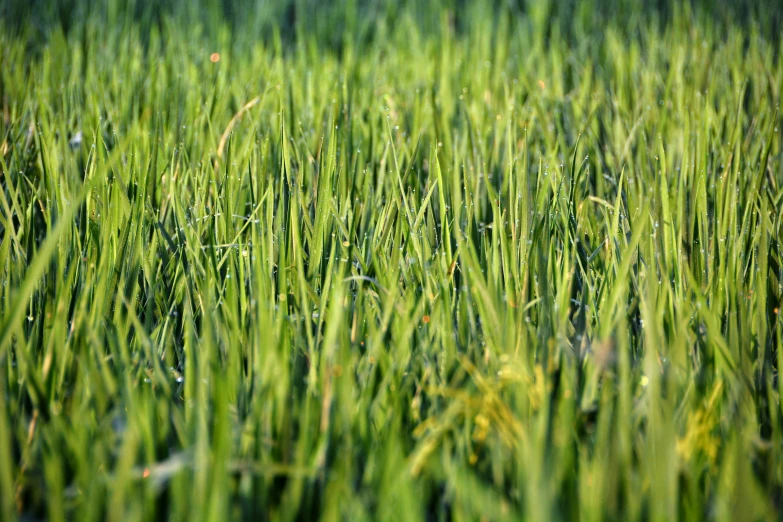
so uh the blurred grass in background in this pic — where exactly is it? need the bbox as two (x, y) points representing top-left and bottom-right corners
(1, 0), (782, 520)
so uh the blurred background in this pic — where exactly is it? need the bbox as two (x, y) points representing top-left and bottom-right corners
(2, 0), (781, 56)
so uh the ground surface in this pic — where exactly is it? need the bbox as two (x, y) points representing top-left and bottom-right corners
(1, 0), (782, 520)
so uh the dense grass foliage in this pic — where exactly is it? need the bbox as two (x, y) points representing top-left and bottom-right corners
(1, 0), (782, 520)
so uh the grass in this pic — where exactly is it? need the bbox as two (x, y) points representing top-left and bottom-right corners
(0, 0), (782, 520)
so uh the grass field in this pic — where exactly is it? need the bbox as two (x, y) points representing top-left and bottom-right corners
(1, 0), (782, 520)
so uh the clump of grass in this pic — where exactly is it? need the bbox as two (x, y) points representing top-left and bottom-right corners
(0, 0), (782, 520)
